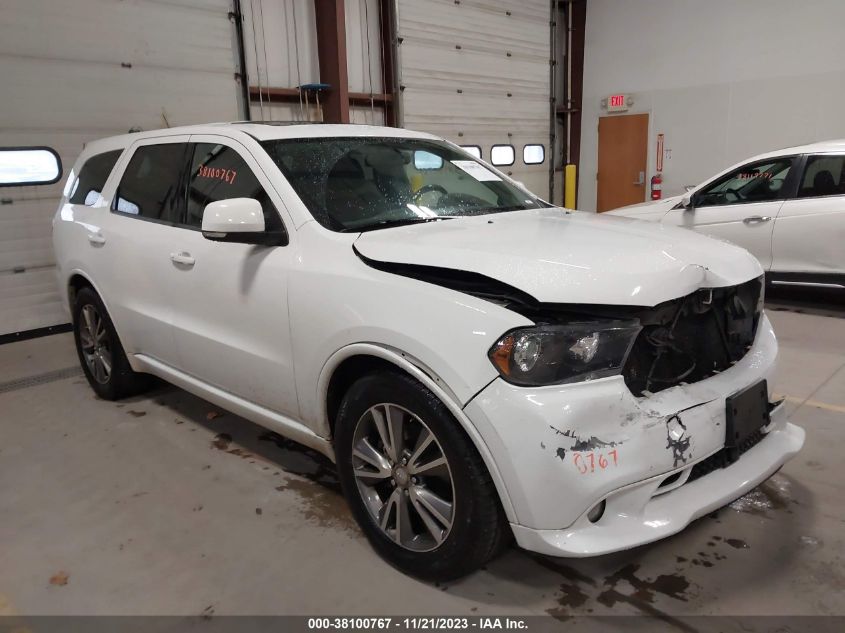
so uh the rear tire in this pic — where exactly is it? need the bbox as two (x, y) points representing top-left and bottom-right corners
(72, 287), (150, 400)
(335, 370), (509, 580)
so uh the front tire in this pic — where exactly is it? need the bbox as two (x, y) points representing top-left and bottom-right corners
(72, 287), (149, 400)
(335, 370), (509, 580)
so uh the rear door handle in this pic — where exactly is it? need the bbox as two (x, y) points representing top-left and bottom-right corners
(170, 251), (195, 266)
(87, 232), (106, 246)
(743, 216), (772, 224)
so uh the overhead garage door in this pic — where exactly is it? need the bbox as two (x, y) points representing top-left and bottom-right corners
(0, 0), (241, 336)
(397, 0), (551, 197)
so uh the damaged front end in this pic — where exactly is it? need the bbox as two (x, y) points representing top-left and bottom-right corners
(483, 275), (765, 398)
(464, 305), (804, 556)
(361, 245), (765, 397)
(619, 277), (764, 397)
(354, 248), (802, 555)
(454, 276), (803, 556)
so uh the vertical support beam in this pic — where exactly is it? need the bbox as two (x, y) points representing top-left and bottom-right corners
(558, 0), (586, 207)
(548, 0), (557, 201)
(379, 0), (400, 127)
(230, 0), (251, 120)
(568, 0), (586, 202)
(314, 0), (350, 123)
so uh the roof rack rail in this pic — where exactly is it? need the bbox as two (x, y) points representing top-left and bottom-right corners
(228, 120), (323, 126)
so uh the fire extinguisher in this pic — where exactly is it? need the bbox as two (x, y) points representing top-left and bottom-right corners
(650, 174), (663, 201)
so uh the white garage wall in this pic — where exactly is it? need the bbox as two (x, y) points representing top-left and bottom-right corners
(397, 0), (551, 197)
(0, 0), (241, 335)
(579, 0), (845, 213)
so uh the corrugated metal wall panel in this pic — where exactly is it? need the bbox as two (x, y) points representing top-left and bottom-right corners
(0, 0), (240, 335)
(242, 0), (382, 121)
(242, 0), (319, 102)
(397, 0), (551, 196)
(345, 0), (383, 94)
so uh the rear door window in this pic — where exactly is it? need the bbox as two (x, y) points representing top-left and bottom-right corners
(69, 150), (122, 206)
(186, 143), (283, 231)
(797, 155), (845, 198)
(113, 143), (190, 223)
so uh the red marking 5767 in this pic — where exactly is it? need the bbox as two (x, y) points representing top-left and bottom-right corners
(573, 449), (619, 474)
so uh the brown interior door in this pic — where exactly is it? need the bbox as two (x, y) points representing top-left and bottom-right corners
(596, 113), (649, 212)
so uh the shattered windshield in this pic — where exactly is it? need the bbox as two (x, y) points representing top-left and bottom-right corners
(260, 137), (548, 232)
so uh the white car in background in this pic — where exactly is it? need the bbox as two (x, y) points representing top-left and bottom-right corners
(610, 140), (845, 290)
(53, 123), (803, 579)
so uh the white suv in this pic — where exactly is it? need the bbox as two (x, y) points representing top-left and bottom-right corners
(53, 123), (804, 579)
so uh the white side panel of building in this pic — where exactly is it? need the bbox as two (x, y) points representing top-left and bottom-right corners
(397, 0), (551, 197)
(0, 0), (241, 335)
(579, 0), (845, 213)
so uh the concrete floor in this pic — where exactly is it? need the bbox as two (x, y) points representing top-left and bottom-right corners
(1, 293), (844, 618)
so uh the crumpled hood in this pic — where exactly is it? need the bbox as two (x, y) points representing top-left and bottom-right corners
(354, 208), (762, 306)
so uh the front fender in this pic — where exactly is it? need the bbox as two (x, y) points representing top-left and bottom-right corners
(315, 342), (518, 523)
(291, 274), (528, 424)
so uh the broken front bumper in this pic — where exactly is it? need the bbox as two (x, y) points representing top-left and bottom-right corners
(463, 313), (805, 557)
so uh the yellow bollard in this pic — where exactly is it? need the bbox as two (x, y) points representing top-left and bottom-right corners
(564, 164), (577, 210)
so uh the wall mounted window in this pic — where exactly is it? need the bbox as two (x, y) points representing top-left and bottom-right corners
(523, 144), (545, 165)
(0, 147), (62, 187)
(413, 150), (443, 170)
(490, 144), (515, 166)
(460, 145), (482, 159)
(69, 150), (122, 206)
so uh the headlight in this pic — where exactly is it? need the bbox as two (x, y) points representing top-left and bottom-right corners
(488, 321), (642, 386)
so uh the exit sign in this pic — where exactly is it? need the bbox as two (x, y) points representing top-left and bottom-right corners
(607, 94), (629, 112)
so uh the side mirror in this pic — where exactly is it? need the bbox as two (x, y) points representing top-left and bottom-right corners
(201, 198), (286, 246)
(681, 193), (693, 209)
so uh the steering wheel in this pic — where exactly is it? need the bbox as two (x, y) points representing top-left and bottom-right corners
(723, 187), (744, 203)
(413, 183), (448, 204)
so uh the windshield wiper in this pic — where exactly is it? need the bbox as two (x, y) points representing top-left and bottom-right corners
(476, 205), (530, 213)
(347, 217), (455, 233)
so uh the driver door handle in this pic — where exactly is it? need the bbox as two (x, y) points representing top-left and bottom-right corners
(87, 232), (106, 245)
(170, 251), (195, 266)
(743, 216), (772, 225)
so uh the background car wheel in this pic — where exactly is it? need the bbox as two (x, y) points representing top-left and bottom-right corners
(335, 370), (510, 580)
(72, 287), (150, 400)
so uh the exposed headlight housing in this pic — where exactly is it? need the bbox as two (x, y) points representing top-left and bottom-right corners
(488, 321), (642, 386)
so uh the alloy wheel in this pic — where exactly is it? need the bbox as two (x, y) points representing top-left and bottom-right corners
(79, 304), (112, 384)
(351, 403), (455, 552)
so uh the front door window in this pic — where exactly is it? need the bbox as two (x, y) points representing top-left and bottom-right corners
(695, 158), (794, 208)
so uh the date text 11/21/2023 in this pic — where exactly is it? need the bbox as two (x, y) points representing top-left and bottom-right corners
(306, 617), (529, 630)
